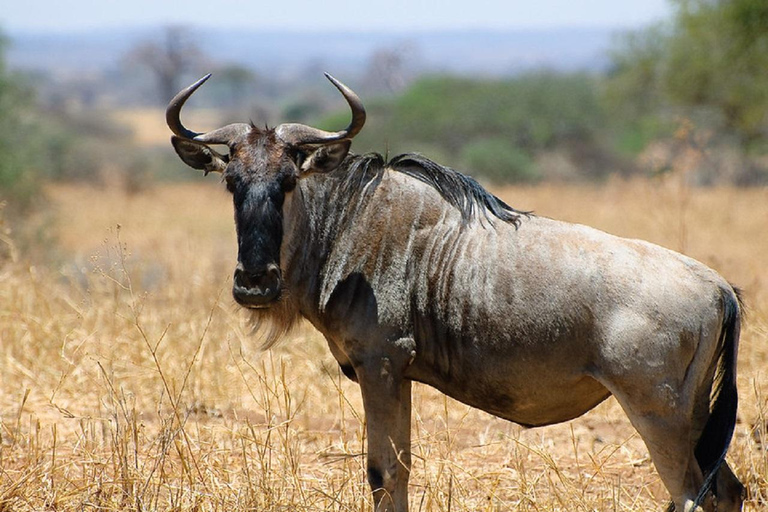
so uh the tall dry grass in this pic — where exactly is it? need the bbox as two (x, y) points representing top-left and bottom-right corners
(0, 176), (766, 511)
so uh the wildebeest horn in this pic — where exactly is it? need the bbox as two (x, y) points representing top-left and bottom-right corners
(275, 73), (366, 146)
(166, 74), (250, 145)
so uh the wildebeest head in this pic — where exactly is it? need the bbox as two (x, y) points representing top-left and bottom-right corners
(167, 74), (366, 309)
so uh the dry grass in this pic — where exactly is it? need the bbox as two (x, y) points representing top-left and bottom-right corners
(0, 176), (766, 511)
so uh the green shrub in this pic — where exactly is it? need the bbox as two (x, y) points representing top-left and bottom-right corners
(315, 72), (606, 182)
(460, 138), (537, 183)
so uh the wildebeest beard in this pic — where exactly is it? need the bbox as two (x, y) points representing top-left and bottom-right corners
(246, 294), (301, 349)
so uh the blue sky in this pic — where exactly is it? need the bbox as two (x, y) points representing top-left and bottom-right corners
(3, 0), (671, 33)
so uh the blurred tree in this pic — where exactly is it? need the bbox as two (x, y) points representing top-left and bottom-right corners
(214, 65), (258, 108)
(126, 26), (204, 105)
(317, 72), (619, 183)
(604, 26), (667, 122)
(666, 0), (768, 147)
(607, 0), (768, 151)
(460, 138), (537, 183)
(390, 73), (603, 155)
(0, 32), (43, 204)
(362, 43), (420, 95)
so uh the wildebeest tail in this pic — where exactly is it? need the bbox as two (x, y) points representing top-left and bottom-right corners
(692, 285), (742, 509)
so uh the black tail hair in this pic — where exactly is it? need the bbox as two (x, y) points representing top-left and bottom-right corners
(691, 286), (742, 509)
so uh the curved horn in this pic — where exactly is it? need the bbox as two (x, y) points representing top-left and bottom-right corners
(275, 73), (366, 145)
(166, 74), (250, 145)
(166, 74), (211, 140)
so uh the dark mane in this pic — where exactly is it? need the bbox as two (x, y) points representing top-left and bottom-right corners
(337, 152), (530, 227)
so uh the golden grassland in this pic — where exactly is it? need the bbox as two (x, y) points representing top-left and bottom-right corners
(0, 176), (766, 511)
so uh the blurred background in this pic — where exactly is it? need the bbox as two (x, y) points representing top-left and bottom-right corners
(3, 0), (767, 210)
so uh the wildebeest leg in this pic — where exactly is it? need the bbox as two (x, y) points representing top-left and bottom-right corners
(676, 388), (743, 511)
(608, 376), (724, 511)
(632, 414), (743, 511)
(624, 412), (708, 511)
(602, 376), (707, 510)
(356, 355), (412, 512)
(715, 461), (745, 512)
(689, 379), (743, 512)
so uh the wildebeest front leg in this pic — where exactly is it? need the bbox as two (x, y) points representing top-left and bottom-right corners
(357, 352), (413, 512)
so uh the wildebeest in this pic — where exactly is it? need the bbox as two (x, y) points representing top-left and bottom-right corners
(167, 74), (743, 512)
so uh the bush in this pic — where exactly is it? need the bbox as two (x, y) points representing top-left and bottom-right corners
(0, 64), (38, 206)
(460, 138), (537, 183)
(316, 72), (608, 183)
(391, 73), (604, 155)
(0, 34), (79, 208)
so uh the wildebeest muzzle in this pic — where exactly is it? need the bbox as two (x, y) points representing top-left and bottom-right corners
(232, 263), (282, 308)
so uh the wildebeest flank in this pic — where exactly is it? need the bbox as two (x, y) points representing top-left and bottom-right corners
(167, 74), (744, 512)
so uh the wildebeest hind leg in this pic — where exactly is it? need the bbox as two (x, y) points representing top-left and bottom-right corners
(714, 461), (744, 512)
(607, 388), (711, 511)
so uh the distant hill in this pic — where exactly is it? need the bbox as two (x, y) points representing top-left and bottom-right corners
(8, 26), (620, 78)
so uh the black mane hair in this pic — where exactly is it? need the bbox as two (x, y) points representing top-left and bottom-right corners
(337, 152), (530, 227)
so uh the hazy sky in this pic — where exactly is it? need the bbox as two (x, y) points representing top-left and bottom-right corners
(3, 0), (671, 33)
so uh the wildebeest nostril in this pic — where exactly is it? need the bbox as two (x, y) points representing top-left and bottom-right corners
(234, 266), (259, 289)
(265, 263), (280, 280)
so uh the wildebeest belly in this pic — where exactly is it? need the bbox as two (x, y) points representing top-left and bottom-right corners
(407, 347), (612, 427)
(432, 373), (610, 427)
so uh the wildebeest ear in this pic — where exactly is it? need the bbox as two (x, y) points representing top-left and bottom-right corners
(299, 140), (351, 176)
(171, 136), (228, 175)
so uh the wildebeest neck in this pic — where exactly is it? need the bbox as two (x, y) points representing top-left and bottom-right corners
(279, 152), (530, 323)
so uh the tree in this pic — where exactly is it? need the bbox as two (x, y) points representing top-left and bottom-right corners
(607, 0), (768, 150)
(362, 43), (420, 95)
(318, 72), (616, 183)
(127, 26), (204, 105)
(214, 65), (258, 109)
(667, 0), (768, 146)
(0, 32), (40, 203)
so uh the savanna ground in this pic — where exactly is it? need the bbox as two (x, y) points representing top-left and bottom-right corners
(1, 172), (767, 511)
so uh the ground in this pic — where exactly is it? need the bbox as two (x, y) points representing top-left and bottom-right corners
(0, 177), (766, 511)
